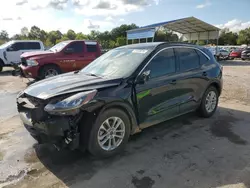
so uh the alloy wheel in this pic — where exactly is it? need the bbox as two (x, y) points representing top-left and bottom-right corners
(205, 91), (217, 113)
(97, 117), (125, 151)
(45, 69), (58, 78)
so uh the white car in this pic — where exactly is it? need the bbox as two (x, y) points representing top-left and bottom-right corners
(217, 49), (230, 57)
(0, 40), (45, 72)
(207, 47), (229, 58)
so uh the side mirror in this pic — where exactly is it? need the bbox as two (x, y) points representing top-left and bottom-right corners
(7, 47), (14, 51)
(137, 70), (151, 84)
(64, 48), (74, 54)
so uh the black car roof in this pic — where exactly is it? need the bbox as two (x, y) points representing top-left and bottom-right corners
(118, 42), (205, 50)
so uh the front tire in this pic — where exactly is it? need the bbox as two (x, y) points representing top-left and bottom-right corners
(39, 64), (61, 79)
(0, 60), (4, 72)
(198, 86), (219, 118)
(87, 108), (130, 158)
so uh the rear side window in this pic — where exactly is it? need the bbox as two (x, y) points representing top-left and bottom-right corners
(67, 42), (83, 53)
(145, 48), (176, 78)
(87, 45), (97, 52)
(11, 42), (25, 51)
(175, 48), (200, 71)
(196, 50), (209, 65)
(25, 42), (41, 50)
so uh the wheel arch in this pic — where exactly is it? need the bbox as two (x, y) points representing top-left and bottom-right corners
(208, 81), (222, 96)
(86, 101), (140, 135)
(0, 58), (4, 65)
(38, 63), (61, 78)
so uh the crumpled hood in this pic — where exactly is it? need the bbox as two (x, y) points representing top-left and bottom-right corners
(24, 72), (123, 100)
(21, 51), (54, 59)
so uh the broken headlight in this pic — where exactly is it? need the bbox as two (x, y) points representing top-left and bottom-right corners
(44, 90), (97, 115)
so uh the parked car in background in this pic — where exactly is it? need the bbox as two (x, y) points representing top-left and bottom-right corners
(20, 40), (101, 80)
(0, 40), (44, 72)
(17, 42), (223, 158)
(229, 49), (243, 59)
(217, 49), (230, 58)
(241, 48), (250, 60)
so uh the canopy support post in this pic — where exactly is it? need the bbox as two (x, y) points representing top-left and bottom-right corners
(197, 32), (200, 45)
(216, 30), (219, 54)
(207, 31), (209, 45)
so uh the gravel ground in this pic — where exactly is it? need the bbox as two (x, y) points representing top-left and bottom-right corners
(0, 60), (250, 188)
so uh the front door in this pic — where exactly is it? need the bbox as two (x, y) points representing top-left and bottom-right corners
(135, 48), (181, 128)
(6, 42), (25, 64)
(60, 41), (86, 72)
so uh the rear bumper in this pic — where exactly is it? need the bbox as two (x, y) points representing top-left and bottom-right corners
(20, 65), (39, 78)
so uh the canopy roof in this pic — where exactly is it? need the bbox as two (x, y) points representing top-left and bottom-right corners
(127, 17), (220, 41)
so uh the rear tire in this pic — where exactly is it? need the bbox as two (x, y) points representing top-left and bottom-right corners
(87, 108), (130, 158)
(0, 60), (4, 72)
(198, 86), (219, 118)
(39, 64), (61, 79)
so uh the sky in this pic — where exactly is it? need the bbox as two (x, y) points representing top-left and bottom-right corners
(0, 0), (250, 36)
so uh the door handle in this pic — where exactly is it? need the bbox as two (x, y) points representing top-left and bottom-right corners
(170, 80), (176, 85)
(202, 72), (207, 77)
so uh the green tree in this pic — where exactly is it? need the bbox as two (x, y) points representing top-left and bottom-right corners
(40, 30), (47, 43)
(218, 28), (238, 45)
(154, 29), (179, 42)
(0, 30), (9, 41)
(75, 32), (87, 40)
(109, 40), (116, 48)
(66, 29), (76, 40)
(98, 31), (111, 49)
(237, 28), (250, 45)
(47, 31), (62, 45)
(110, 24), (138, 40)
(21, 27), (29, 38)
(116, 36), (126, 46)
(88, 30), (101, 40)
(29, 26), (42, 39)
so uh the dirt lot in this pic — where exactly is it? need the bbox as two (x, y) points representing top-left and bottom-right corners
(1, 60), (250, 188)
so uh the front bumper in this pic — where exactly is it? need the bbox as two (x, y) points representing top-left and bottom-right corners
(241, 55), (250, 59)
(17, 94), (80, 149)
(19, 111), (70, 137)
(20, 65), (39, 78)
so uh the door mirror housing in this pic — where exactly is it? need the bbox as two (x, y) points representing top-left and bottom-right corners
(64, 48), (74, 54)
(137, 70), (151, 84)
(7, 47), (14, 51)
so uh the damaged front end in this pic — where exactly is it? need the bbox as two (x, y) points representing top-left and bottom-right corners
(17, 90), (97, 150)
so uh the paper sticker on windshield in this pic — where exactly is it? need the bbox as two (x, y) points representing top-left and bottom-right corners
(132, 49), (148, 54)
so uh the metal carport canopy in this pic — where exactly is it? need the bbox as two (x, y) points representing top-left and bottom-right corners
(127, 16), (220, 42)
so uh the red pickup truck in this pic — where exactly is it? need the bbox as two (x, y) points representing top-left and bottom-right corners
(20, 40), (101, 79)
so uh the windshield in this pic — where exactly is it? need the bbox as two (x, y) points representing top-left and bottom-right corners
(0, 41), (14, 49)
(81, 48), (152, 78)
(49, 41), (70, 52)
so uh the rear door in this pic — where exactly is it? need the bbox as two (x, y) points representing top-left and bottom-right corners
(136, 48), (182, 128)
(25, 42), (42, 51)
(81, 43), (99, 69)
(174, 47), (209, 113)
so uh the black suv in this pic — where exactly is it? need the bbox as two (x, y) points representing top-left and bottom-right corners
(17, 42), (223, 157)
(241, 48), (250, 60)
